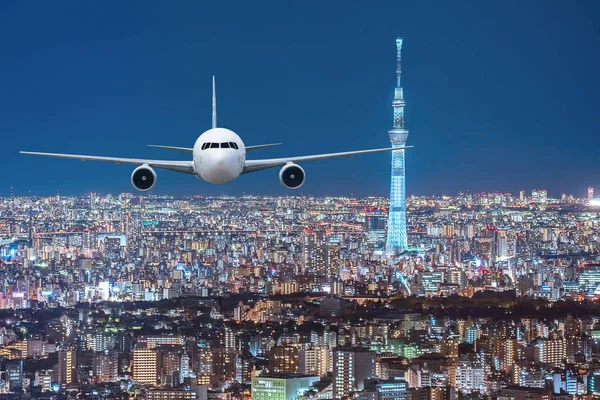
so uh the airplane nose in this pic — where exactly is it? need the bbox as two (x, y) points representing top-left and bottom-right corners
(214, 151), (226, 165)
(203, 150), (238, 184)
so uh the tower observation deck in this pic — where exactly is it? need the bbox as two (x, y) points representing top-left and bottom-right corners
(385, 38), (409, 255)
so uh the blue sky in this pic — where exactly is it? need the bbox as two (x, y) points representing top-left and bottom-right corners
(1, 1), (599, 197)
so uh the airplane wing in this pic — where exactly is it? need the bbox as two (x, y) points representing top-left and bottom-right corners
(148, 143), (282, 152)
(19, 151), (195, 174)
(148, 145), (193, 153)
(242, 146), (412, 174)
(246, 143), (281, 151)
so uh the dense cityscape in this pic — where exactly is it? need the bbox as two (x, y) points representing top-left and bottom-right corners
(1, 190), (600, 399)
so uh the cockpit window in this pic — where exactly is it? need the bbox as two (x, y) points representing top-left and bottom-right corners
(201, 142), (238, 150)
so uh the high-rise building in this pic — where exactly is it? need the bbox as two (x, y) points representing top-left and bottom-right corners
(589, 370), (600, 395)
(531, 189), (548, 204)
(564, 316), (581, 338)
(93, 351), (118, 383)
(365, 208), (387, 248)
(535, 335), (566, 367)
(327, 237), (341, 276)
(7, 360), (23, 393)
(57, 347), (77, 385)
(300, 346), (329, 377)
(365, 209), (387, 232)
(495, 338), (518, 370)
(235, 353), (251, 384)
(386, 38), (409, 255)
(303, 228), (327, 276)
(193, 346), (212, 377)
(441, 337), (459, 358)
(269, 345), (300, 374)
(212, 348), (236, 382)
(333, 348), (376, 399)
(452, 358), (485, 393)
(420, 271), (444, 294)
(133, 347), (159, 385)
(589, 187), (595, 200)
(513, 363), (544, 388)
(88, 330), (115, 352)
(211, 326), (237, 382)
(158, 345), (185, 386)
(213, 326), (236, 350)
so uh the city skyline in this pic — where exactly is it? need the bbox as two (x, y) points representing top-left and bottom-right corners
(2, 186), (597, 200)
(0, 190), (600, 398)
(2, 1), (600, 196)
(0, 189), (599, 398)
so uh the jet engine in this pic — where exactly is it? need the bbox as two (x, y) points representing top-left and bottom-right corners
(131, 165), (157, 191)
(279, 163), (305, 189)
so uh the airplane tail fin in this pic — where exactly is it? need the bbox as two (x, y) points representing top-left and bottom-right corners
(212, 76), (217, 129)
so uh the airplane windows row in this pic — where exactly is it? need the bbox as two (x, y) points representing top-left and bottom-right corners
(201, 142), (239, 150)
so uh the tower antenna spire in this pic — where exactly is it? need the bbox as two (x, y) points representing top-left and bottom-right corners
(396, 38), (403, 90)
(212, 76), (217, 129)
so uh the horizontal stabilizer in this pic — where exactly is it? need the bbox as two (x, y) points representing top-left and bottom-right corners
(246, 143), (282, 151)
(148, 145), (193, 153)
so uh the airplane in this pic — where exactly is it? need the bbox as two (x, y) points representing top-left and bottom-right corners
(20, 77), (412, 191)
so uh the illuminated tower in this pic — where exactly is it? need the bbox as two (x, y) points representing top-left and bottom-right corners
(386, 38), (409, 255)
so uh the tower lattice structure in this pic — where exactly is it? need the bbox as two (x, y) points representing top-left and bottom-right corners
(386, 38), (409, 255)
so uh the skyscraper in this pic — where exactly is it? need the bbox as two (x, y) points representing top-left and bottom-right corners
(327, 237), (341, 276)
(303, 228), (327, 276)
(386, 38), (409, 255)
(333, 348), (376, 398)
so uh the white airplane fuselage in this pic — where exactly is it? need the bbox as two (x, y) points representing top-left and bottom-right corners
(193, 128), (246, 184)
